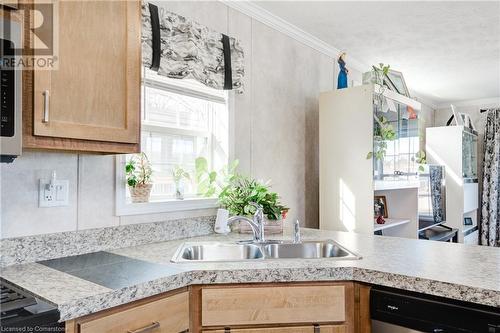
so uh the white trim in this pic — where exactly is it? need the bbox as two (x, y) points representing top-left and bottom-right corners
(221, 0), (369, 73)
(374, 84), (422, 111)
(115, 156), (219, 216)
(436, 97), (500, 110)
(144, 77), (227, 104)
(142, 123), (210, 138)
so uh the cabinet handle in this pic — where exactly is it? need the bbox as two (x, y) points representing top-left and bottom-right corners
(42, 90), (50, 123)
(127, 321), (160, 333)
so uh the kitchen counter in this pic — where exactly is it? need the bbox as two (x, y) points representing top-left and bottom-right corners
(1, 228), (499, 321)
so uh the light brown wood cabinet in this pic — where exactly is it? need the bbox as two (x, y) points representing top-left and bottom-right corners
(67, 289), (189, 333)
(65, 283), (371, 333)
(202, 325), (346, 333)
(22, 0), (141, 154)
(200, 285), (346, 326)
(190, 283), (358, 333)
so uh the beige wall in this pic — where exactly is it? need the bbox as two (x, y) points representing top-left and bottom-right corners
(1, 1), (342, 238)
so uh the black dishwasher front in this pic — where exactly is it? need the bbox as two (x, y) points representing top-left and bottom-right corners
(370, 286), (500, 333)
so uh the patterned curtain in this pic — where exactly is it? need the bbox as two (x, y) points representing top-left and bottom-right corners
(141, 1), (245, 93)
(479, 109), (500, 246)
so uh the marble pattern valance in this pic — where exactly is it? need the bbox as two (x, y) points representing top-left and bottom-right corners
(141, 1), (245, 93)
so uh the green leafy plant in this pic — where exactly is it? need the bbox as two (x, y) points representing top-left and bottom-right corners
(195, 157), (239, 197)
(171, 165), (190, 199)
(172, 165), (190, 184)
(195, 157), (217, 197)
(218, 175), (288, 220)
(366, 115), (397, 160)
(414, 116), (428, 173)
(125, 152), (152, 188)
(372, 63), (390, 84)
(414, 150), (427, 172)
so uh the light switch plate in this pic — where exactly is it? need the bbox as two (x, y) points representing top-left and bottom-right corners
(39, 179), (69, 207)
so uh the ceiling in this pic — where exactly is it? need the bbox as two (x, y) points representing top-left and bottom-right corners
(252, 1), (500, 105)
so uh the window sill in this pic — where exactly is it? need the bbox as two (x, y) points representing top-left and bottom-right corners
(116, 197), (219, 216)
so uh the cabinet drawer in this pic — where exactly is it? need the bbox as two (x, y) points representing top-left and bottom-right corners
(79, 291), (189, 333)
(201, 285), (346, 326)
(203, 325), (346, 333)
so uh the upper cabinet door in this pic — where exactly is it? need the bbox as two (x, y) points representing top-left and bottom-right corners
(33, 0), (141, 144)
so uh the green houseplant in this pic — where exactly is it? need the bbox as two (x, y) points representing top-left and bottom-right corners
(367, 115), (397, 161)
(171, 165), (190, 200)
(372, 63), (390, 85)
(195, 157), (239, 197)
(218, 175), (288, 234)
(125, 152), (153, 203)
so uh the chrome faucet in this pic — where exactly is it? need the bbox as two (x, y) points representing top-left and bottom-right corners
(293, 219), (301, 243)
(227, 202), (265, 242)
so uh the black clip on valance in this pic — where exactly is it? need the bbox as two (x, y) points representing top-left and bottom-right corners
(149, 3), (161, 71)
(221, 34), (233, 90)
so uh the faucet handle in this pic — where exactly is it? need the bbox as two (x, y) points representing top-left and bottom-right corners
(249, 202), (263, 215)
(249, 202), (263, 210)
(294, 219), (301, 243)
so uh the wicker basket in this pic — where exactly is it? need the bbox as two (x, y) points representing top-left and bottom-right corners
(129, 183), (153, 203)
(237, 216), (284, 235)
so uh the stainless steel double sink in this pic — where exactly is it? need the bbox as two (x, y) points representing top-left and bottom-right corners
(171, 240), (361, 262)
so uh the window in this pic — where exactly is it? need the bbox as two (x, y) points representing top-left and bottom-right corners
(116, 69), (229, 214)
(376, 102), (420, 181)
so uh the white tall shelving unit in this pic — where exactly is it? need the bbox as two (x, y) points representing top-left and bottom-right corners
(319, 84), (421, 238)
(426, 126), (479, 244)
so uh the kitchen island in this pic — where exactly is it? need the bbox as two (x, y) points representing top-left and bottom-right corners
(1, 227), (499, 331)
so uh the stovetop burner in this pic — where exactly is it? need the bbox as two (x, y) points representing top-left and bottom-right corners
(0, 282), (63, 331)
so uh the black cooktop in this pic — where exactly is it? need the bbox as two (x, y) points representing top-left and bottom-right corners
(39, 251), (182, 290)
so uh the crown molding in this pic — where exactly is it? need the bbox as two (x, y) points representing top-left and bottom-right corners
(437, 97), (500, 110)
(221, 0), (369, 73)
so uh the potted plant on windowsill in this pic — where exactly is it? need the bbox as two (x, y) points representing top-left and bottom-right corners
(172, 165), (190, 200)
(218, 175), (289, 234)
(125, 152), (153, 203)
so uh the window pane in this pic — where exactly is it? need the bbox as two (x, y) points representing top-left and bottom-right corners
(144, 86), (211, 131)
(141, 130), (210, 199)
(382, 155), (395, 176)
(133, 69), (229, 202)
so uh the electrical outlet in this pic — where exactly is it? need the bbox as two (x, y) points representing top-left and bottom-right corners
(39, 179), (69, 207)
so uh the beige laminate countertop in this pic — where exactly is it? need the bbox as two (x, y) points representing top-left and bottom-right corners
(1, 228), (499, 321)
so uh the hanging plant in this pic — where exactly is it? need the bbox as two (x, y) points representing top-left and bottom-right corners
(366, 115), (397, 160)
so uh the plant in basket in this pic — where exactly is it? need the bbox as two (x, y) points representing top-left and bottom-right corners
(125, 152), (153, 203)
(218, 175), (288, 234)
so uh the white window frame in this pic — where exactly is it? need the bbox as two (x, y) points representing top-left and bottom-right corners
(115, 74), (235, 216)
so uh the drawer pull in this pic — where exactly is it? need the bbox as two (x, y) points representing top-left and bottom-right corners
(42, 90), (50, 123)
(127, 321), (160, 333)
